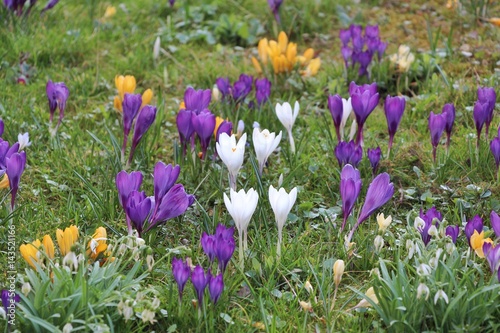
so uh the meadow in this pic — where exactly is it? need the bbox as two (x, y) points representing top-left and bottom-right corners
(1, 0), (500, 332)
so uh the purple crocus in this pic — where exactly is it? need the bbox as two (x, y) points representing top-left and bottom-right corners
(384, 95), (405, 156)
(418, 207), (443, 246)
(346, 172), (394, 245)
(465, 215), (483, 245)
(216, 120), (232, 143)
(255, 78), (271, 106)
(477, 87), (496, 138)
(1, 289), (20, 323)
(176, 109), (196, 155)
(491, 211), (500, 239)
(350, 81), (379, 145)
(328, 94), (344, 142)
(208, 273), (224, 304)
(490, 136), (500, 180)
(192, 110), (216, 159)
(232, 74), (253, 102)
(445, 225), (460, 244)
(153, 162), (180, 209)
(335, 140), (362, 168)
(116, 170), (143, 234)
(0, 141), (19, 170)
(191, 265), (210, 307)
(128, 105), (157, 165)
(46, 80), (69, 131)
(6, 151), (26, 211)
(340, 164), (362, 231)
(216, 233), (235, 272)
(121, 93), (142, 161)
(367, 147), (381, 176)
(184, 87), (211, 114)
(216, 223), (235, 240)
(442, 103), (455, 152)
(172, 257), (191, 302)
(267, 0), (283, 24)
(341, 46), (353, 68)
(357, 51), (372, 77)
(201, 232), (217, 263)
(482, 242), (500, 274)
(339, 29), (351, 47)
(0, 119), (4, 137)
(216, 77), (231, 99)
(125, 190), (152, 237)
(428, 112), (446, 163)
(41, 0), (60, 13)
(473, 101), (489, 149)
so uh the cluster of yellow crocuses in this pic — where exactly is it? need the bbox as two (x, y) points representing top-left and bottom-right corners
(113, 75), (153, 112)
(252, 31), (321, 77)
(20, 225), (108, 270)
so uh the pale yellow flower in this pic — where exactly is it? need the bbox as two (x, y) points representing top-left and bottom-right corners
(333, 259), (345, 287)
(103, 6), (116, 19)
(377, 213), (392, 232)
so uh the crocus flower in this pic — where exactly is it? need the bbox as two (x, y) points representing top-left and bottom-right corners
(346, 173), (394, 247)
(17, 133), (31, 150)
(328, 95), (352, 142)
(86, 227), (107, 261)
(377, 213), (392, 232)
(169, 0), (175, 7)
(201, 232), (217, 263)
(191, 265), (210, 307)
(152, 162), (180, 208)
(176, 109), (196, 155)
(335, 140), (362, 168)
(276, 101), (299, 153)
(490, 136), (500, 180)
(128, 105), (157, 165)
(267, 0), (283, 23)
(172, 257), (191, 302)
(46, 80), (69, 133)
(473, 101), (489, 149)
(445, 225), (460, 243)
(333, 259), (345, 287)
(491, 211), (500, 239)
(215, 233), (235, 272)
(125, 191), (152, 237)
(215, 77), (231, 99)
(442, 103), (455, 152)
(477, 87), (496, 138)
(192, 110), (216, 159)
(269, 185), (297, 257)
(232, 74), (253, 102)
(216, 133), (247, 191)
(20, 239), (42, 269)
(208, 273), (224, 304)
(483, 243), (500, 274)
(470, 230), (493, 258)
(367, 147), (381, 176)
(56, 225), (79, 256)
(255, 78), (271, 106)
(253, 128), (282, 176)
(417, 207), (443, 245)
(223, 188), (259, 268)
(339, 29), (351, 47)
(1, 290), (19, 321)
(121, 93), (142, 162)
(465, 215), (483, 245)
(184, 87), (211, 114)
(216, 120), (232, 143)
(384, 95), (405, 156)
(350, 82), (379, 146)
(6, 151), (26, 211)
(340, 164), (362, 231)
(428, 111), (446, 163)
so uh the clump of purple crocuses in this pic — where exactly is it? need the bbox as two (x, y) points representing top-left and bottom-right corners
(340, 25), (387, 77)
(335, 140), (362, 168)
(115, 162), (194, 237)
(120, 94), (157, 166)
(4, 0), (60, 16)
(215, 75), (271, 108)
(416, 207), (443, 246)
(474, 87), (496, 149)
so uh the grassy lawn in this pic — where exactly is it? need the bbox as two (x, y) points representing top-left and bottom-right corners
(1, 0), (500, 332)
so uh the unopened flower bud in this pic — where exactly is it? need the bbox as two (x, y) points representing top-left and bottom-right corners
(374, 235), (384, 252)
(22, 282), (31, 296)
(304, 280), (313, 294)
(333, 259), (345, 287)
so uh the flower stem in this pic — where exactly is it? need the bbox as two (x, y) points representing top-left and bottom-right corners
(238, 231), (244, 270)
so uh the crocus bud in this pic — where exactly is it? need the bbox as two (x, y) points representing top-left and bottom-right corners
(374, 235), (384, 252)
(208, 272), (224, 304)
(212, 85), (221, 102)
(304, 281), (313, 294)
(172, 257), (191, 301)
(333, 259), (345, 287)
(191, 265), (210, 306)
(367, 147), (381, 175)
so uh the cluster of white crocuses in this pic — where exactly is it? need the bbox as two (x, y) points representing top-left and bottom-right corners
(223, 185), (297, 267)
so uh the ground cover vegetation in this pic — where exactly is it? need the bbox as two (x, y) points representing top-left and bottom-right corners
(1, 0), (500, 332)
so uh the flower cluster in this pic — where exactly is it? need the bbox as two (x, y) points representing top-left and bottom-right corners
(252, 31), (321, 77)
(3, 0), (60, 16)
(428, 103), (455, 162)
(113, 75), (153, 113)
(389, 45), (415, 73)
(0, 119), (28, 211)
(340, 24), (387, 77)
(116, 162), (195, 237)
(215, 75), (272, 107)
(473, 86), (496, 146)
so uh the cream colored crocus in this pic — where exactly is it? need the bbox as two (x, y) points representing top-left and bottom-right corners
(389, 45), (415, 73)
(333, 259), (345, 287)
(216, 133), (247, 191)
(353, 287), (379, 309)
(377, 213), (392, 233)
(276, 101), (299, 153)
(304, 281), (313, 294)
(253, 128), (282, 176)
(212, 85), (221, 102)
(57, 225), (79, 256)
(299, 300), (312, 312)
(224, 188), (259, 268)
(269, 185), (297, 257)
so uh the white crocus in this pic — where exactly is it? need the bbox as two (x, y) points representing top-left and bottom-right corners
(18, 132), (31, 150)
(216, 132), (247, 191)
(253, 127), (282, 176)
(269, 185), (297, 257)
(224, 188), (259, 268)
(340, 97), (352, 139)
(275, 101), (299, 153)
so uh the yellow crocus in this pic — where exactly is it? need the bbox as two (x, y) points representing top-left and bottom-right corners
(113, 96), (123, 112)
(302, 48), (315, 63)
(267, 40), (281, 59)
(470, 230), (493, 258)
(42, 235), (55, 259)
(286, 43), (297, 68)
(278, 31), (288, 54)
(258, 38), (269, 65)
(121, 76), (137, 100)
(302, 58), (321, 77)
(377, 213), (392, 233)
(103, 6), (116, 19)
(57, 225), (79, 256)
(20, 240), (42, 269)
(251, 57), (263, 75)
(214, 116), (225, 138)
(87, 227), (108, 260)
(0, 174), (9, 189)
(141, 88), (153, 108)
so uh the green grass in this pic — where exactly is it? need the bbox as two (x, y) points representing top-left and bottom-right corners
(1, 0), (500, 332)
